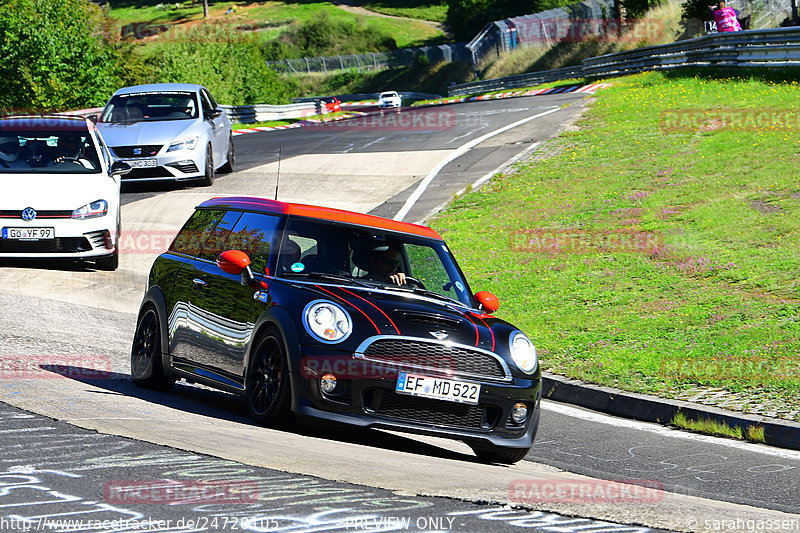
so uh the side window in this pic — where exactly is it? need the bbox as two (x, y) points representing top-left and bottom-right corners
(94, 132), (111, 169)
(200, 90), (214, 119)
(405, 244), (458, 300)
(170, 209), (226, 257)
(224, 212), (280, 274)
(205, 89), (219, 110)
(198, 210), (242, 261)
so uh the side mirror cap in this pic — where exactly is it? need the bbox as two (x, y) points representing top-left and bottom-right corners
(109, 161), (131, 177)
(217, 250), (251, 275)
(474, 291), (500, 314)
(209, 108), (224, 119)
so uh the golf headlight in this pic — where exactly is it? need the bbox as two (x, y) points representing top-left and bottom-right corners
(509, 331), (537, 373)
(71, 200), (108, 219)
(303, 300), (352, 343)
(166, 137), (198, 152)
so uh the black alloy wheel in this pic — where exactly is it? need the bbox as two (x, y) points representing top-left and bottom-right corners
(130, 306), (174, 391)
(246, 328), (291, 425)
(219, 133), (234, 173)
(199, 143), (215, 186)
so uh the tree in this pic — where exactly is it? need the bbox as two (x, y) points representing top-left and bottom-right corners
(203, 0), (209, 19)
(0, 0), (122, 111)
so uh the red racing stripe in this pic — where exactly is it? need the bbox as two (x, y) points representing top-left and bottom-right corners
(336, 287), (401, 335)
(314, 285), (381, 334)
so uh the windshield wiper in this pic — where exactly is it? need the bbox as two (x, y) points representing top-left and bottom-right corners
(282, 271), (372, 288)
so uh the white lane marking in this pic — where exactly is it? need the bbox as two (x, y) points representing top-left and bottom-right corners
(359, 136), (387, 150)
(393, 107), (560, 221)
(446, 131), (473, 144)
(542, 400), (800, 461)
(414, 141), (542, 224)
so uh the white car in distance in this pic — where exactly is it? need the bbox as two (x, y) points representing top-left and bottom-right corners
(378, 91), (402, 109)
(0, 115), (130, 270)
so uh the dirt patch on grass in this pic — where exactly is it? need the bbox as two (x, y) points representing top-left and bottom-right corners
(750, 199), (782, 214)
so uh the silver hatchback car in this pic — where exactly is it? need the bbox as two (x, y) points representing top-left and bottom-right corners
(97, 83), (234, 186)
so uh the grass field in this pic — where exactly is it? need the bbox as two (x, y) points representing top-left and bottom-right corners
(430, 70), (800, 420)
(108, 1), (445, 49)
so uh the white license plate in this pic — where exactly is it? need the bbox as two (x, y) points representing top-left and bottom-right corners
(2, 227), (55, 240)
(125, 159), (157, 168)
(396, 373), (480, 405)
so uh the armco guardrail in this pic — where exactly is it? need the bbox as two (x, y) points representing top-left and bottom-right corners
(449, 26), (800, 96)
(220, 102), (318, 123)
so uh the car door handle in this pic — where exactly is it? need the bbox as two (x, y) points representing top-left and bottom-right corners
(192, 278), (207, 288)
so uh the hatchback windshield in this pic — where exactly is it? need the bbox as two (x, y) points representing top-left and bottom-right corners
(278, 217), (475, 307)
(0, 131), (100, 173)
(100, 91), (199, 124)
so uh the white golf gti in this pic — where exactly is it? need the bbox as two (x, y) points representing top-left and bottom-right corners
(0, 115), (130, 270)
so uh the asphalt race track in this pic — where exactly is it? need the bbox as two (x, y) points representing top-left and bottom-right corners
(1, 95), (799, 532)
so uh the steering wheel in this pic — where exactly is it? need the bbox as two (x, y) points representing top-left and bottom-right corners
(403, 276), (426, 290)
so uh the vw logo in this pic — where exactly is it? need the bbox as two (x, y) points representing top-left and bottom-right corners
(21, 208), (37, 221)
(429, 331), (449, 341)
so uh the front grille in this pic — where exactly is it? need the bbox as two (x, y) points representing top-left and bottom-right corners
(362, 338), (507, 379)
(0, 210), (72, 219)
(371, 391), (496, 430)
(122, 167), (175, 179)
(0, 237), (91, 253)
(111, 145), (162, 158)
(166, 161), (199, 174)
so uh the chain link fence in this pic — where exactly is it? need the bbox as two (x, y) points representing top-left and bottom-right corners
(267, 45), (470, 75)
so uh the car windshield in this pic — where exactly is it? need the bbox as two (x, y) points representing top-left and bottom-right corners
(277, 217), (475, 307)
(0, 131), (100, 173)
(100, 91), (199, 124)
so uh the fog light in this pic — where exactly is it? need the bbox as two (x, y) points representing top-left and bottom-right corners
(511, 402), (528, 424)
(320, 373), (337, 394)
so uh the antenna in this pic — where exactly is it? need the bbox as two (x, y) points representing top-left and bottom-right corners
(274, 145), (282, 201)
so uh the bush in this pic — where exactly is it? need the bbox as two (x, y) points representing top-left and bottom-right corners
(0, 0), (122, 110)
(146, 26), (295, 105)
(262, 14), (397, 60)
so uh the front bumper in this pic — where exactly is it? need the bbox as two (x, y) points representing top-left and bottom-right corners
(0, 217), (116, 259)
(292, 346), (541, 449)
(115, 150), (205, 182)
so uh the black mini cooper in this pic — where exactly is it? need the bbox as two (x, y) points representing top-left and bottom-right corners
(131, 196), (541, 463)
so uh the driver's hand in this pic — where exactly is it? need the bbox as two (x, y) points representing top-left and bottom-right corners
(389, 272), (406, 286)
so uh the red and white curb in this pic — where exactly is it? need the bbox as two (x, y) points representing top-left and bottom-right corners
(232, 83), (612, 136)
(232, 111), (368, 136)
(424, 83), (612, 105)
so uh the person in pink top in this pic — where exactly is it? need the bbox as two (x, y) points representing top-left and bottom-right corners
(710, 1), (742, 32)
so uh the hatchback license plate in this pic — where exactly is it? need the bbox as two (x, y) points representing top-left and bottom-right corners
(396, 373), (479, 405)
(126, 159), (157, 168)
(2, 227), (55, 240)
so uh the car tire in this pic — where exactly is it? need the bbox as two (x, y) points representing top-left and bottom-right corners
(198, 143), (215, 187)
(130, 306), (175, 391)
(219, 133), (234, 173)
(245, 326), (292, 426)
(469, 443), (530, 464)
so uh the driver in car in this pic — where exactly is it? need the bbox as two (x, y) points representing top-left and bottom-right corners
(0, 135), (30, 169)
(364, 244), (406, 286)
(47, 135), (93, 169)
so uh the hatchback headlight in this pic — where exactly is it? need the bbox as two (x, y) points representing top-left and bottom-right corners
(303, 300), (352, 343)
(166, 137), (198, 152)
(71, 200), (108, 219)
(509, 330), (537, 373)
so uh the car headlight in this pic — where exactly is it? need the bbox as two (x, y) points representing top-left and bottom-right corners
(166, 137), (198, 152)
(509, 330), (537, 373)
(303, 300), (352, 343)
(71, 200), (108, 220)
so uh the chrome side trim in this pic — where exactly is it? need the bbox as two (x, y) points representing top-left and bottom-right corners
(354, 335), (513, 382)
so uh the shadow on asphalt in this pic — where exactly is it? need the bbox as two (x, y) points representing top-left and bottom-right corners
(38, 365), (482, 464)
(0, 258), (106, 272)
